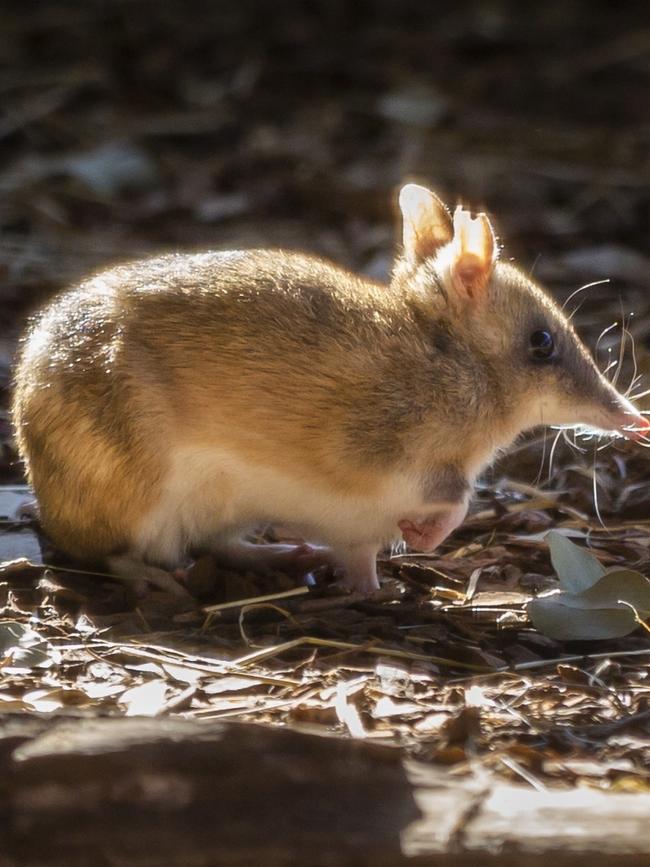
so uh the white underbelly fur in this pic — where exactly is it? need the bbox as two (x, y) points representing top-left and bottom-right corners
(134, 445), (436, 565)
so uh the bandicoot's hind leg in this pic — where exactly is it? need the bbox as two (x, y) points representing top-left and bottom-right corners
(106, 555), (190, 597)
(210, 540), (332, 575)
(210, 539), (382, 594)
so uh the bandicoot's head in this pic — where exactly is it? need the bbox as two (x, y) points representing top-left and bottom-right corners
(392, 183), (649, 445)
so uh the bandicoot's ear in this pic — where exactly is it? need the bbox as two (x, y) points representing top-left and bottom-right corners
(399, 183), (452, 263)
(447, 205), (497, 300)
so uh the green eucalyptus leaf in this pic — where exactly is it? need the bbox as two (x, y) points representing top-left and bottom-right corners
(528, 593), (638, 640)
(580, 569), (650, 613)
(528, 568), (650, 640)
(546, 530), (605, 593)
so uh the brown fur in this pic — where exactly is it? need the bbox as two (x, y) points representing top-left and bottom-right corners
(12, 188), (645, 588)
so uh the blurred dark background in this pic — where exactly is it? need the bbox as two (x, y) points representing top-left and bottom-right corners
(1, 0), (649, 485)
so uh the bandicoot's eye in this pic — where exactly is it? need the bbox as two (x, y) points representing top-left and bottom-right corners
(529, 329), (555, 361)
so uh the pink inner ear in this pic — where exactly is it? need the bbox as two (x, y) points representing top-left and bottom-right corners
(454, 252), (486, 298)
(414, 227), (448, 260)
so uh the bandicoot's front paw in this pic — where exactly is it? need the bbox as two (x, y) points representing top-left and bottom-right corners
(398, 517), (445, 551)
(334, 543), (381, 594)
(398, 502), (468, 553)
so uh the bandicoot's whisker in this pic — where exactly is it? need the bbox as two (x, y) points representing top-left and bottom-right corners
(547, 428), (564, 484)
(626, 371), (643, 397)
(610, 312), (628, 388)
(628, 387), (650, 401)
(628, 373), (643, 391)
(562, 278), (611, 311)
(623, 320), (639, 398)
(568, 301), (587, 321)
(592, 446), (605, 528)
(595, 322), (619, 373)
(534, 420), (548, 488)
(595, 430), (615, 452)
(563, 427), (588, 453)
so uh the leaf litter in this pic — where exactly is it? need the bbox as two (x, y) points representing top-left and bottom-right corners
(2, 456), (650, 792)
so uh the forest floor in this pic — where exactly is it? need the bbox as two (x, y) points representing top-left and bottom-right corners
(1, 1), (649, 798)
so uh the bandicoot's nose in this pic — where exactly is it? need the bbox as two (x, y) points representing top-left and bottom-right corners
(614, 406), (650, 442)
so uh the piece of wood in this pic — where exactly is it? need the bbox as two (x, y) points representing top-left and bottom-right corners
(464, 784), (650, 858)
(1, 716), (649, 866)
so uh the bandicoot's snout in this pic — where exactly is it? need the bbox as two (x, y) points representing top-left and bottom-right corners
(610, 403), (650, 442)
(600, 378), (650, 440)
(577, 385), (650, 442)
(548, 337), (650, 442)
